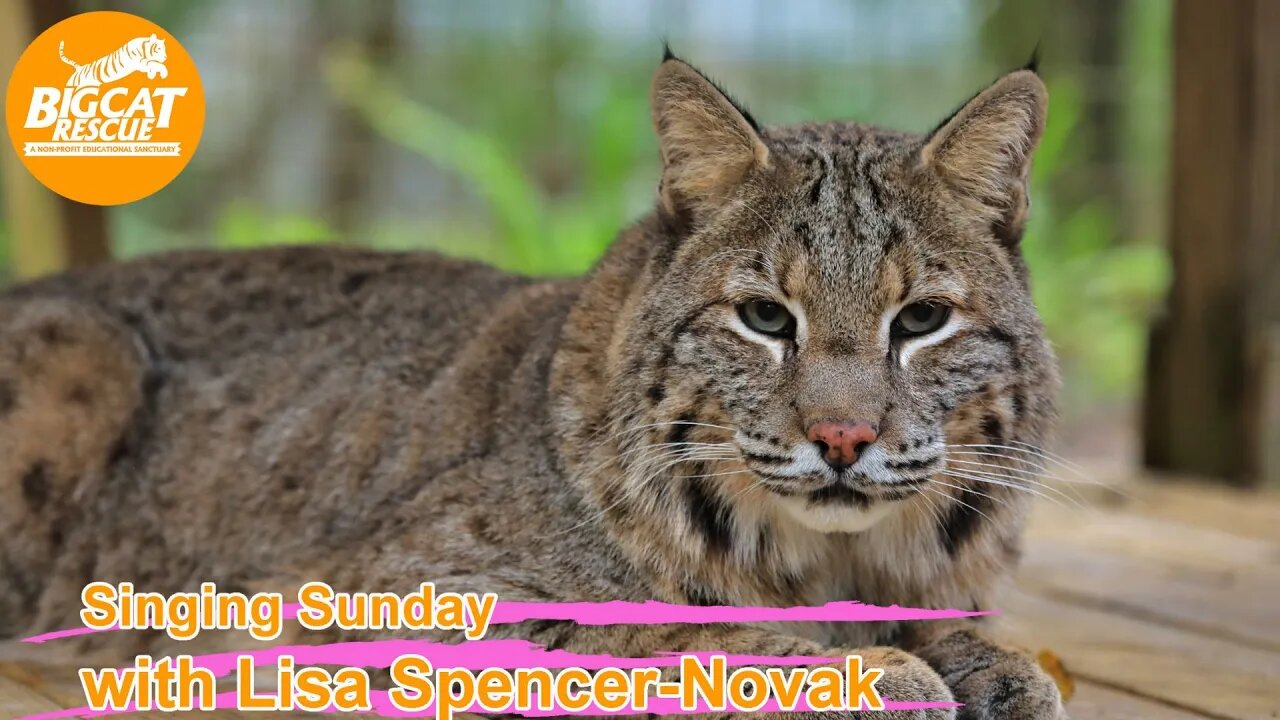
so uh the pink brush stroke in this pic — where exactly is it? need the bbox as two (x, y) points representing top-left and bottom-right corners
(22, 599), (993, 644)
(14, 689), (960, 719)
(182, 638), (842, 677)
(15, 600), (981, 717)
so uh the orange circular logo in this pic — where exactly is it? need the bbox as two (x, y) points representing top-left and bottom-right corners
(4, 11), (204, 206)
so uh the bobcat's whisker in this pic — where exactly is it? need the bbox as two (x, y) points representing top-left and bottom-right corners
(577, 445), (734, 500)
(576, 440), (738, 481)
(914, 488), (946, 529)
(943, 457), (1089, 505)
(926, 478), (1010, 509)
(629, 446), (741, 478)
(618, 420), (737, 440)
(942, 449), (1048, 473)
(946, 456), (1049, 479)
(1009, 439), (1094, 476)
(620, 442), (738, 469)
(945, 443), (1120, 498)
(947, 443), (1085, 476)
(1005, 440), (1129, 496)
(922, 485), (998, 526)
(943, 450), (1098, 493)
(937, 469), (1075, 510)
(559, 448), (738, 537)
(627, 452), (739, 488)
(939, 465), (1065, 500)
(674, 467), (754, 483)
(946, 443), (1095, 484)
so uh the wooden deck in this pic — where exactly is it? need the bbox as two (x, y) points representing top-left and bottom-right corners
(2, 474), (1278, 719)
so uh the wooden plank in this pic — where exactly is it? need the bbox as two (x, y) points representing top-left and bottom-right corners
(1122, 480), (1280, 543)
(0, 665), (66, 719)
(1061, 473), (1280, 542)
(1049, 468), (1280, 540)
(1068, 680), (1215, 720)
(0, 660), (82, 710)
(1019, 539), (1280, 651)
(1020, 491), (1280, 649)
(1028, 499), (1280, 572)
(1001, 588), (1280, 719)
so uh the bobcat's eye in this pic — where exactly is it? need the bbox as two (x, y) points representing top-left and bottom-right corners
(738, 300), (795, 338)
(892, 302), (950, 338)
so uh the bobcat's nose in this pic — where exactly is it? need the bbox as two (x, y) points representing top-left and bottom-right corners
(807, 420), (878, 471)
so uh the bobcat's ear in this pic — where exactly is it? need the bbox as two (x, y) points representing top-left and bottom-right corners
(650, 52), (768, 221)
(922, 69), (1047, 246)
(149, 34), (157, 40)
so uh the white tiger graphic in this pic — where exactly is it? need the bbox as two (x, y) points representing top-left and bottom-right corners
(59, 34), (168, 88)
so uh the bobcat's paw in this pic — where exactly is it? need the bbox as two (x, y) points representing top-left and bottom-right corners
(950, 661), (1065, 719)
(853, 647), (955, 720)
(913, 630), (1065, 720)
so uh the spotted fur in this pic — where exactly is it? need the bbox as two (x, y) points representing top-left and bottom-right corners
(0, 54), (1064, 718)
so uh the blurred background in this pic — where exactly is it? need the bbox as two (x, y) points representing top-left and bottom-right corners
(0, 0), (1276, 489)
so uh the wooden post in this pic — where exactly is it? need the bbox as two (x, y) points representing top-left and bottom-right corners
(0, 0), (67, 278)
(0, 0), (111, 280)
(1143, 0), (1280, 486)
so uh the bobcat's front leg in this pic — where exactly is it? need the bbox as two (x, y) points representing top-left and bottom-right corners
(520, 622), (956, 720)
(903, 620), (1066, 720)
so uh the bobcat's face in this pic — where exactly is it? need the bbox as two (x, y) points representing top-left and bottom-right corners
(603, 56), (1057, 535)
(651, 134), (1053, 532)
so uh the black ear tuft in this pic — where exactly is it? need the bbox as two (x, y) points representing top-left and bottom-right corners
(930, 48), (1043, 138)
(655, 48), (760, 133)
(650, 53), (769, 218)
(921, 68), (1047, 247)
(1023, 43), (1042, 75)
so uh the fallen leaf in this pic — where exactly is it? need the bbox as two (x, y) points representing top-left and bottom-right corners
(1038, 648), (1076, 702)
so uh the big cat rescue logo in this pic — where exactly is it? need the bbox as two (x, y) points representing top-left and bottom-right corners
(5, 11), (204, 205)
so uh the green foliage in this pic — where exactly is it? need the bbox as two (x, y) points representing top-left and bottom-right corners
(215, 201), (337, 249)
(1023, 74), (1169, 408)
(324, 44), (653, 277)
(327, 46), (551, 272)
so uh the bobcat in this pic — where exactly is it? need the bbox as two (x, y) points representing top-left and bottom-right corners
(0, 52), (1065, 719)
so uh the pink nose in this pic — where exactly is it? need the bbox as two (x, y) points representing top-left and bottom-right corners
(807, 421), (879, 470)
